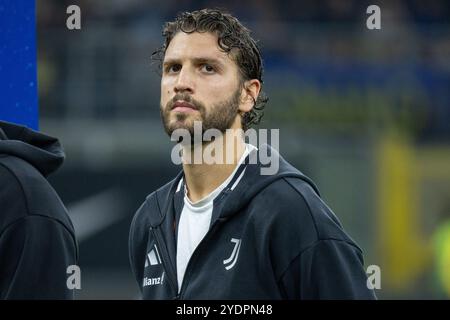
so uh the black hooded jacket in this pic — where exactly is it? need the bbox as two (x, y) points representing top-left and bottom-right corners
(129, 145), (376, 299)
(0, 121), (78, 299)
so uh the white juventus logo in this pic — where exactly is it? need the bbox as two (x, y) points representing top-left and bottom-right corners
(145, 244), (162, 267)
(223, 238), (242, 271)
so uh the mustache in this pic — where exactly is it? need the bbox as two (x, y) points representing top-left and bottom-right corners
(166, 94), (205, 112)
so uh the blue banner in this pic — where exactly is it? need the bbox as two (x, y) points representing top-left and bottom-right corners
(0, 0), (38, 129)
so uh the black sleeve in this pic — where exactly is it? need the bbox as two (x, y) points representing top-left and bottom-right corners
(129, 200), (151, 294)
(0, 215), (77, 299)
(128, 212), (140, 289)
(279, 239), (377, 300)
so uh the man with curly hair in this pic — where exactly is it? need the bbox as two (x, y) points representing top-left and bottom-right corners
(129, 8), (376, 300)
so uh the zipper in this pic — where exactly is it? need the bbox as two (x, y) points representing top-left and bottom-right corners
(150, 226), (178, 298)
(152, 187), (232, 299)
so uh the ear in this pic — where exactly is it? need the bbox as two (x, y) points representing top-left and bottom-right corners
(239, 79), (261, 113)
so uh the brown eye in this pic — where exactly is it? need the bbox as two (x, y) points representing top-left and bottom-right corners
(166, 64), (181, 73)
(201, 64), (215, 73)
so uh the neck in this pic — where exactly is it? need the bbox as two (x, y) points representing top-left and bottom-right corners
(182, 129), (246, 203)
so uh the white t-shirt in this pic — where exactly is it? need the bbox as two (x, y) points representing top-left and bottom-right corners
(176, 144), (255, 291)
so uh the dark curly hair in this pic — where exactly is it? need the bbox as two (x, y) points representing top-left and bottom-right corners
(152, 8), (268, 130)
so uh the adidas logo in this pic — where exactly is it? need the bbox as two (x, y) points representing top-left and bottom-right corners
(145, 244), (162, 268)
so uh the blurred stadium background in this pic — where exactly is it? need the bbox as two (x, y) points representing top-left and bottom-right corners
(36, 0), (450, 299)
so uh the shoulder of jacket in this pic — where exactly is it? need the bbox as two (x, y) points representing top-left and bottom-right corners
(130, 175), (179, 235)
(253, 176), (357, 245)
(0, 160), (29, 230)
(0, 155), (46, 187)
(130, 192), (155, 234)
(0, 155), (74, 237)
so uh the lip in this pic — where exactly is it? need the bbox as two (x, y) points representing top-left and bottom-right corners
(172, 101), (198, 113)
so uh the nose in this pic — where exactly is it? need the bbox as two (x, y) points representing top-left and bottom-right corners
(174, 68), (194, 94)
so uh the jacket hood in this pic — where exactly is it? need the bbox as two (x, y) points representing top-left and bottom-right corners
(151, 144), (319, 226)
(0, 121), (65, 177)
(217, 144), (320, 219)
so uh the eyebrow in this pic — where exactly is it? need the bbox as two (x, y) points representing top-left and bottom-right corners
(163, 57), (226, 69)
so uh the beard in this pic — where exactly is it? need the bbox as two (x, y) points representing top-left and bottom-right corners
(160, 89), (241, 138)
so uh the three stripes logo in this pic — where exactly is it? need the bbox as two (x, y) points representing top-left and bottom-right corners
(145, 244), (162, 268)
(223, 238), (242, 271)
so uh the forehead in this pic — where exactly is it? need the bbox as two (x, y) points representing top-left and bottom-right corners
(164, 32), (234, 65)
